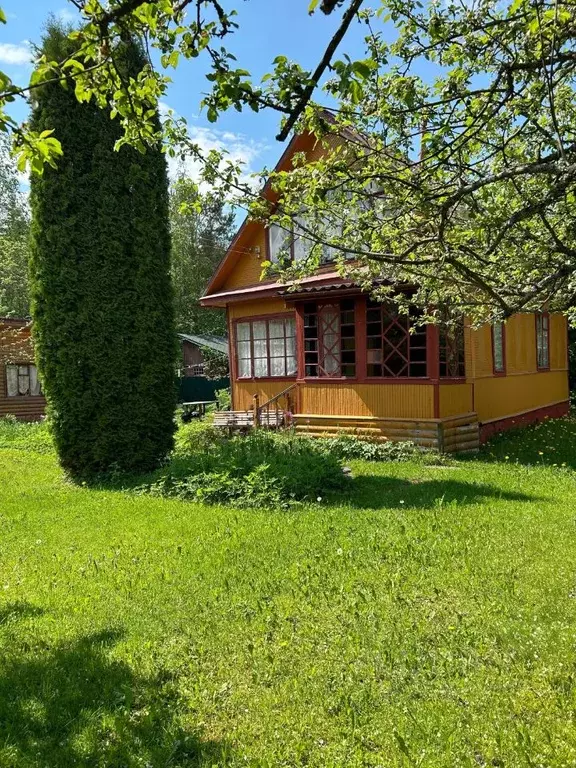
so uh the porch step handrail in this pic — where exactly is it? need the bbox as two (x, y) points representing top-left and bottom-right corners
(257, 382), (298, 413)
(253, 382), (298, 429)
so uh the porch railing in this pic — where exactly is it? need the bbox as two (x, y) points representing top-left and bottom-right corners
(253, 383), (298, 429)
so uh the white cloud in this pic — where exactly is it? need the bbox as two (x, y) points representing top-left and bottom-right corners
(0, 42), (31, 66)
(57, 7), (79, 24)
(167, 119), (268, 196)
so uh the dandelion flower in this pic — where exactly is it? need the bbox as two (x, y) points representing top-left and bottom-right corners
(399, 500), (405, 505)
(317, 496), (322, 502)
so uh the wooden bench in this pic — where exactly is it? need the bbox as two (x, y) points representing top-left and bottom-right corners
(213, 411), (254, 432)
(212, 410), (286, 431)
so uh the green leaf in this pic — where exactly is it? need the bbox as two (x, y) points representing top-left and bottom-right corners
(308, 0), (319, 13)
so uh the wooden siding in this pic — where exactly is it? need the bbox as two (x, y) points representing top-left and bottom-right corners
(473, 370), (568, 423)
(229, 299), (290, 319)
(233, 380), (294, 411)
(234, 381), (435, 419)
(504, 314), (537, 374)
(299, 383), (435, 419)
(439, 383), (473, 418)
(469, 323), (493, 379)
(224, 228), (268, 289)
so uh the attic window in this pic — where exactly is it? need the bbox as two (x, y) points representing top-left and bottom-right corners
(268, 224), (292, 264)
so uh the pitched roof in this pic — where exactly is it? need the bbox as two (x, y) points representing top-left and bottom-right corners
(178, 333), (229, 355)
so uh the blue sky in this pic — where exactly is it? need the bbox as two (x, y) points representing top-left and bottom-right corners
(0, 0), (371, 180)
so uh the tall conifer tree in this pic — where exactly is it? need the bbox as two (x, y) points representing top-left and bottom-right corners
(29, 22), (176, 478)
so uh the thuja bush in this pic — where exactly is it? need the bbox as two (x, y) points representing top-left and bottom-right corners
(29, 23), (176, 479)
(141, 430), (347, 508)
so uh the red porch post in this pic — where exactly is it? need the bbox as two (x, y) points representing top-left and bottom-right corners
(427, 323), (440, 418)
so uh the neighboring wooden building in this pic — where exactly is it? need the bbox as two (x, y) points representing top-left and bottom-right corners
(200, 132), (569, 452)
(0, 318), (46, 421)
(178, 333), (229, 377)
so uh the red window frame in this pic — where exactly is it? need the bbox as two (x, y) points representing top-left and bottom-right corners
(365, 301), (427, 379)
(233, 314), (297, 381)
(491, 321), (506, 376)
(303, 299), (357, 379)
(536, 312), (550, 370)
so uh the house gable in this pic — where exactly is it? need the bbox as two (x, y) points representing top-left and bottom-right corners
(203, 130), (323, 298)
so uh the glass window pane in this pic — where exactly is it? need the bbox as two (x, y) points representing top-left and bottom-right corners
(254, 338), (267, 358)
(254, 357), (269, 378)
(29, 365), (41, 396)
(253, 321), (267, 340)
(237, 341), (251, 360)
(6, 365), (18, 397)
(236, 322), (250, 342)
(270, 357), (285, 376)
(269, 224), (290, 263)
(286, 355), (297, 376)
(238, 357), (251, 378)
(493, 322), (504, 372)
(270, 336), (285, 358)
(18, 366), (30, 395)
(269, 320), (284, 338)
(293, 217), (310, 262)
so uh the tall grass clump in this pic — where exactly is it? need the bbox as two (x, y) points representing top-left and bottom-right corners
(143, 429), (347, 508)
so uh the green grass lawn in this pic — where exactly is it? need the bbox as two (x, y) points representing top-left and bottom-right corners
(1, 419), (576, 766)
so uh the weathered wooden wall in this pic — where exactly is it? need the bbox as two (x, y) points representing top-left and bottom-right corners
(0, 320), (46, 421)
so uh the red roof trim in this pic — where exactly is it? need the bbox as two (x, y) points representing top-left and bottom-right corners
(201, 270), (346, 307)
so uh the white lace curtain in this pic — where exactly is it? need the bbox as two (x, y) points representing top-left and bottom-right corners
(235, 318), (296, 378)
(5, 364), (41, 397)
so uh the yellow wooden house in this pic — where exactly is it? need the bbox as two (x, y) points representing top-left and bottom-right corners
(201, 131), (569, 452)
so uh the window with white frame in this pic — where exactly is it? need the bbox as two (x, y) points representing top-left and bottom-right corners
(235, 317), (297, 378)
(5, 364), (41, 397)
(536, 313), (549, 369)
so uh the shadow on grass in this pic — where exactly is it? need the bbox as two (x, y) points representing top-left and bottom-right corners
(342, 475), (542, 510)
(0, 601), (46, 625)
(0, 617), (228, 767)
(465, 414), (576, 471)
